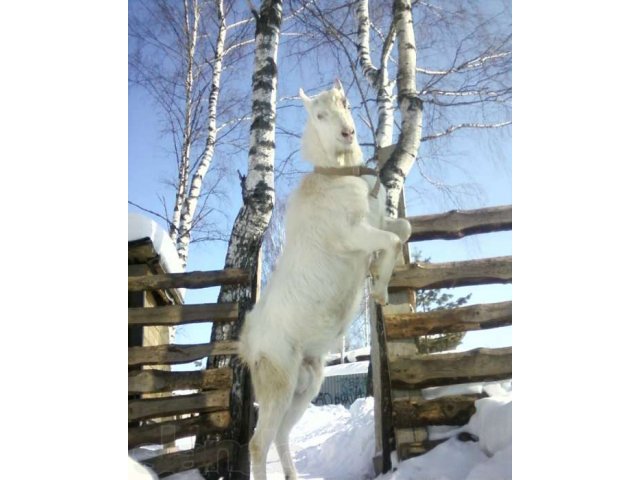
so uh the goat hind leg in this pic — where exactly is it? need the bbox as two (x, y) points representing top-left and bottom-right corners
(249, 356), (296, 480)
(275, 357), (324, 480)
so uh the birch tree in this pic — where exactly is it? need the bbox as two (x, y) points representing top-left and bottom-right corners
(129, 0), (256, 269)
(175, 0), (227, 264)
(201, 1), (282, 477)
(283, 0), (511, 212)
(379, 0), (423, 217)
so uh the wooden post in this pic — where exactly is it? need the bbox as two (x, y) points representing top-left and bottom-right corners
(371, 145), (420, 472)
(232, 248), (261, 480)
(370, 301), (394, 474)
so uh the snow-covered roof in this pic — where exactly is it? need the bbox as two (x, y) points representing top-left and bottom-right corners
(324, 360), (369, 377)
(129, 213), (185, 303)
(128, 213), (184, 275)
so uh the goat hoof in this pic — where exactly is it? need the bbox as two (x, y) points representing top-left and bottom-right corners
(372, 289), (389, 305)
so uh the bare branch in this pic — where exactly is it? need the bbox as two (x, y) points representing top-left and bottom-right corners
(422, 121), (511, 142)
(128, 201), (172, 224)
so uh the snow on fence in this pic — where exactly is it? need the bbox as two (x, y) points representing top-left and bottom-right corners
(128, 257), (253, 478)
(370, 204), (512, 474)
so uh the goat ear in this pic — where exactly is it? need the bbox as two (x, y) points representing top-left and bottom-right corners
(299, 88), (313, 111)
(333, 78), (344, 92)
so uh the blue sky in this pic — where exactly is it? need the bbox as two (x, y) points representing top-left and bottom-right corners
(130, 85), (511, 355)
(128, 3), (512, 356)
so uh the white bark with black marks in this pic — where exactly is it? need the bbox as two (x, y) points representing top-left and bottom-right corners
(177, 0), (227, 267)
(355, 0), (395, 149)
(215, 0), (281, 299)
(170, 0), (200, 243)
(380, 0), (423, 218)
(202, 3), (281, 477)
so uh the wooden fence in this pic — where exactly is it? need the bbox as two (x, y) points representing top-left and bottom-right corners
(128, 267), (251, 477)
(370, 204), (512, 471)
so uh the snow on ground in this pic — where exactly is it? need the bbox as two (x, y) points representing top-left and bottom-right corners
(267, 397), (376, 479)
(130, 381), (511, 480)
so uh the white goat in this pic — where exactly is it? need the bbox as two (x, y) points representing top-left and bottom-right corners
(239, 79), (411, 480)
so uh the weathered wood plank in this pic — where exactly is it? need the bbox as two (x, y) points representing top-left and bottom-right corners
(390, 257), (512, 290)
(129, 412), (231, 448)
(128, 368), (233, 394)
(389, 347), (512, 389)
(371, 303), (395, 475)
(142, 440), (234, 476)
(128, 269), (250, 292)
(128, 390), (230, 422)
(392, 394), (485, 428)
(128, 303), (240, 327)
(407, 205), (512, 241)
(397, 438), (448, 461)
(128, 341), (238, 367)
(385, 301), (512, 340)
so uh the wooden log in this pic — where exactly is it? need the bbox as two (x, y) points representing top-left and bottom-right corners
(385, 301), (512, 340)
(129, 412), (231, 448)
(128, 303), (240, 327)
(407, 205), (512, 241)
(392, 394), (485, 428)
(390, 256), (511, 290)
(397, 438), (448, 461)
(128, 390), (230, 422)
(128, 268), (250, 292)
(128, 368), (232, 394)
(389, 347), (512, 389)
(371, 303), (395, 475)
(142, 439), (234, 476)
(128, 341), (238, 367)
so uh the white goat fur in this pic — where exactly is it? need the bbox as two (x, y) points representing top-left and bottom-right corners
(239, 80), (411, 480)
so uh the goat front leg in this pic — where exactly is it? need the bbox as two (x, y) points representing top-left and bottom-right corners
(369, 217), (412, 300)
(383, 217), (412, 243)
(340, 222), (402, 305)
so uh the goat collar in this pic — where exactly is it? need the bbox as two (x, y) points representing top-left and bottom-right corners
(313, 165), (378, 177)
(313, 165), (381, 198)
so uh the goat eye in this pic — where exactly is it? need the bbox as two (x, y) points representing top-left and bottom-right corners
(342, 99), (347, 108)
(317, 112), (326, 120)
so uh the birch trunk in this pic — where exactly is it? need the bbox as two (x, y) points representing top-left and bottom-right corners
(170, 0), (200, 243)
(176, 0), (227, 267)
(213, 0), (280, 310)
(355, 0), (395, 149)
(380, 0), (423, 218)
(201, 1), (282, 477)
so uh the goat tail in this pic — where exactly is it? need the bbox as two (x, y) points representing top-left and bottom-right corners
(237, 312), (253, 367)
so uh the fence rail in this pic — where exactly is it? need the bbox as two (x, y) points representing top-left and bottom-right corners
(128, 341), (239, 367)
(129, 412), (231, 448)
(129, 368), (232, 394)
(374, 204), (513, 466)
(392, 394), (486, 428)
(128, 302), (240, 326)
(384, 301), (512, 340)
(389, 256), (512, 290)
(407, 205), (511, 241)
(127, 263), (252, 477)
(128, 390), (230, 422)
(128, 268), (250, 291)
(388, 347), (512, 389)
(141, 439), (235, 477)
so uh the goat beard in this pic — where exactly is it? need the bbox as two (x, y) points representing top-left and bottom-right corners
(336, 142), (363, 166)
